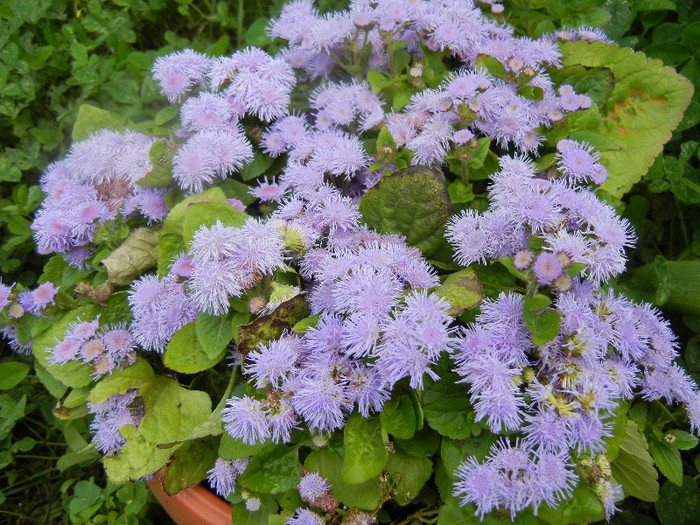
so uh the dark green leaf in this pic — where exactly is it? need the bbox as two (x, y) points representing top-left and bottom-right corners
(162, 436), (219, 495)
(342, 413), (387, 484)
(475, 54), (506, 78)
(655, 477), (700, 525)
(239, 150), (273, 181)
(380, 395), (416, 440)
(238, 445), (301, 494)
(0, 362), (30, 390)
(305, 448), (381, 510)
(359, 165), (453, 258)
(385, 449), (432, 505)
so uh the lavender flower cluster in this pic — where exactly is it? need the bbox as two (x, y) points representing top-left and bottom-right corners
(9, 0), (697, 522)
(31, 131), (168, 266)
(0, 280), (59, 354)
(49, 317), (137, 378)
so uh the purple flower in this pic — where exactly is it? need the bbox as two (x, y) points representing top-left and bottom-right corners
(533, 252), (563, 285)
(207, 457), (251, 497)
(287, 508), (325, 525)
(222, 396), (271, 445)
(152, 49), (211, 102)
(245, 336), (301, 388)
(297, 471), (331, 503)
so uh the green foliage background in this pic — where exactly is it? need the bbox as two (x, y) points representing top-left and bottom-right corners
(0, 0), (699, 523)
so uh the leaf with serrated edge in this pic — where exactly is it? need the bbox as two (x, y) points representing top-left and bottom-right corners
(559, 42), (693, 197)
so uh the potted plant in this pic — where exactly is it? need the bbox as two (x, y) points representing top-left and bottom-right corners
(2, 0), (697, 523)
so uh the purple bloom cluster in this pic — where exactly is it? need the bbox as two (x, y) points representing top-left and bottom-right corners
(206, 457), (251, 497)
(152, 47), (297, 192)
(297, 471), (331, 505)
(453, 439), (577, 518)
(31, 131), (168, 260)
(87, 390), (143, 453)
(446, 148), (634, 284)
(188, 219), (286, 315)
(49, 317), (137, 378)
(128, 273), (200, 352)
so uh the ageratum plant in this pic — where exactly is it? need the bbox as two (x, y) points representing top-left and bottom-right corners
(2, 0), (697, 523)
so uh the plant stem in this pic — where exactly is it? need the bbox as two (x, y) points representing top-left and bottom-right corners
(395, 507), (439, 525)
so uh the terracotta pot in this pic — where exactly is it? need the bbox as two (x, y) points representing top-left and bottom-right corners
(147, 473), (232, 525)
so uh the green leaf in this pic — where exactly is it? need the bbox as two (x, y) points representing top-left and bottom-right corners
(523, 294), (552, 312)
(623, 261), (700, 317)
(434, 268), (484, 316)
(385, 450), (432, 505)
(342, 413), (387, 484)
(196, 312), (233, 358)
(611, 420), (659, 502)
(394, 428), (441, 458)
(359, 165), (454, 258)
(304, 448), (381, 510)
(666, 429), (698, 450)
(161, 436), (219, 495)
(655, 477), (700, 525)
(475, 54), (506, 78)
(244, 17), (272, 47)
(239, 150), (273, 181)
(0, 394), (25, 440)
(424, 376), (474, 439)
(157, 233), (185, 277)
(291, 314), (321, 333)
(238, 445), (301, 494)
(0, 362), (30, 390)
(559, 41), (694, 197)
(162, 187), (230, 237)
(87, 358), (154, 404)
(522, 307), (561, 346)
(650, 440), (683, 486)
(538, 481), (605, 524)
(548, 65), (616, 107)
(164, 322), (226, 374)
(517, 85), (544, 101)
(219, 432), (270, 460)
(182, 202), (248, 245)
(380, 395), (416, 440)
(103, 376), (212, 483)
(101, 227), (159, 286)
(72, 104), (127, 142)
(231, 494), (277, 525)
(136, 139), (175, 189)
(154, 106), (178, 126)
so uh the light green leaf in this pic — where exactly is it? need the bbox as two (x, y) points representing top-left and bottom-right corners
(611, 420), (659, 502)
(359, 165), (454, 259)
(164, 322), (226, 374)
(136, 139), (175, 189)
(434, 268), (484, 316)
(342, 413), (387, 484)
(154, 106), (178, 126)
(182, 202), (248, 245)
(87, 358), (154, 404)
(72, 104), (127, 142)
(559, 41), (694, 197)
(162, 187), (230, 237)
(103, 376), (212, 483)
